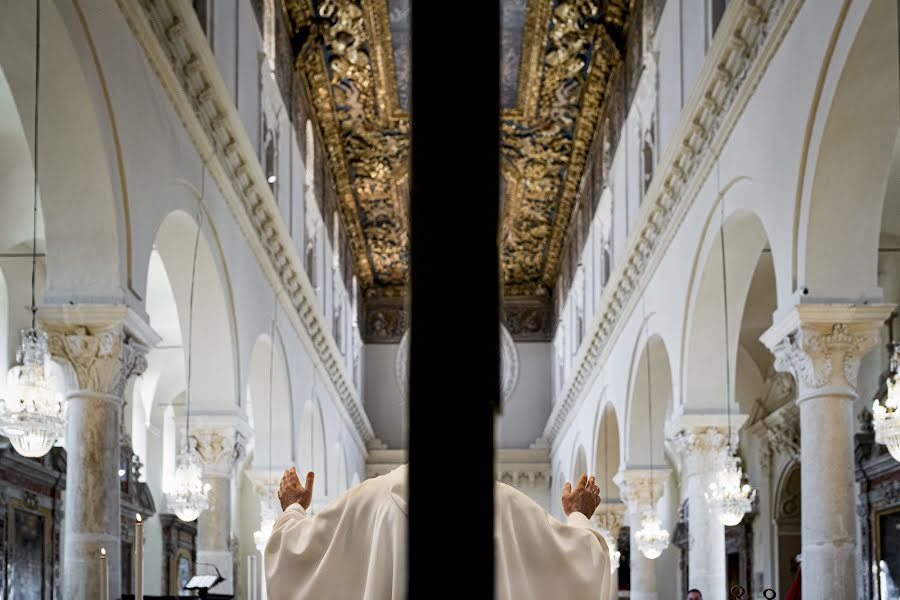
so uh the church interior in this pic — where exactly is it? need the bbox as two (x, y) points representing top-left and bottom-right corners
(0, 0), (898, 598)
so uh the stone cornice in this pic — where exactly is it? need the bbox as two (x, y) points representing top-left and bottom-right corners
(114, 0), (373, 451)
(543, 0), (803, 445)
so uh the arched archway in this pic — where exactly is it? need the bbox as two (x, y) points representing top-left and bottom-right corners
(625, 333), (674, 468)
(247, 333), (294, 469)
(153, 210), (238, 411)
(0, 2), (127, 299)
(594, 403), (621, 502)
(571, 445), (588, 481)
(774, 462), (801, 597)
(796, 0), (899, 300)
(682, 208), (774, 415)
(297, 399), (327, 505)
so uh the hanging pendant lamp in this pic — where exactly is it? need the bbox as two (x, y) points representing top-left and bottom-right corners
(0, 0), (66, 458)
(164, 191), (210, 522)
(633, 297), (669, 560)
(704, 182), (755, 526)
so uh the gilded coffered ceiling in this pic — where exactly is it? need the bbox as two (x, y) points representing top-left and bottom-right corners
(282, 0), (632, 298)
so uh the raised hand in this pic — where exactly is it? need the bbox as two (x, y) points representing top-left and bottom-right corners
(561, 474), (601, 518)
(278, 466), (315, 511)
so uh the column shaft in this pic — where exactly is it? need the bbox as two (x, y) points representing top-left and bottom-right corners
(799, 393), (856, 598)
(628, 509), (658, 600)
(63, 392), (123, 599)
(198, 476), (234, 594)
(761, 304), (894, 600)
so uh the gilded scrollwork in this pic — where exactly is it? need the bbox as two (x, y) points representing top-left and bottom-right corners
(283, 0), (632, 297)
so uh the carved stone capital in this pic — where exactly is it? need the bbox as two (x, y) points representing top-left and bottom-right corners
(39, 305), (159, 398)
(760, 304), (894, 400)
(188, 415), (250, 479)
(613, 468), (669, 514)
(761, 402), (801, 461)
(593, 501), (626, 536)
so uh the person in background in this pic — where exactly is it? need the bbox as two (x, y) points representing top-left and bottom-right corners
(687, 589), (702, 600)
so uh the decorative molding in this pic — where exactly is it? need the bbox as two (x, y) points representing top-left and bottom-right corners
(543, 0), (804, 445)
(114, 0), (374, 450)
(503, 295), (553, 342)
(760, 304), (894, 398)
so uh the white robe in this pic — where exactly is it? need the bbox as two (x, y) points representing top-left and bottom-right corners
(265, 466), (610, 600)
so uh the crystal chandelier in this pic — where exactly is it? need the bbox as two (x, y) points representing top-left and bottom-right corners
(0, 330), (65, 457)
(706, 453), (755, 526)
(0, 4), (66, 459)
(163, 200), (209, 521)
(635, 510), (670, 560)
(704, 195), (756, 527)
(873, 343), (900, 462)
(167, 441), (210, 522)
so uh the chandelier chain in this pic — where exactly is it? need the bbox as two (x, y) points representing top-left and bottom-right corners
(31, 0), (41, 329)
(718, 163), (733, 448)
(185, 179), (203, 443)
(641, 293), (654, 507)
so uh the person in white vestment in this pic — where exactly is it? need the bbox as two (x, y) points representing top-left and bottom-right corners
(265, 465), (611, 600)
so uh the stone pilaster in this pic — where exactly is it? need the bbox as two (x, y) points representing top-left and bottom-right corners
(190, 414), (248, 596)
(40, 305), (158, 600)
(761, 303), (894, 600)
(668, 414), (747, 600)
(614, 469), (669, 600)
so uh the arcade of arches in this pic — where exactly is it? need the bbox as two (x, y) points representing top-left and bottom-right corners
(0, 0), (897, 599)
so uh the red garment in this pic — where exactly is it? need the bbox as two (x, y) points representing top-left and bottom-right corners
(785, 566), (801, 600)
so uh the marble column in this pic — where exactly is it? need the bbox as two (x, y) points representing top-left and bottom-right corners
(614, 469), (669, 600)
(594, 501), (626, 600)
(192, 416), (247, 596)
(668, 417), (745, 599)
(761, 304), (894, 600)
(41, 305), (158, 600)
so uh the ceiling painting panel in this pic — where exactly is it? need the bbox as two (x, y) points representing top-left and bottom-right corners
(282, 0), (633, 303)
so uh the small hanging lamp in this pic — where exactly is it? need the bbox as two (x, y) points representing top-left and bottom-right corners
(164, 184), (210, 522)
(704, 182), (755, 526)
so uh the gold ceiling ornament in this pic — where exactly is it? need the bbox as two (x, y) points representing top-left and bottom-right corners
(501, 0), (627, 295)
(285, 0), (410, 291)
(283, 0), (632, 297)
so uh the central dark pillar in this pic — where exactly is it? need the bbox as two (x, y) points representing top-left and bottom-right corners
(408, 2), (500, 598)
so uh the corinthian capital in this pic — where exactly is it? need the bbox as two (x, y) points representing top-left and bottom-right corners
(39, 305), (159, 397)
(613, 469), (669, 514)
(189, 414), (250, 479)
(760, 304), (894, 399)
(593, 501), (626, 536)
